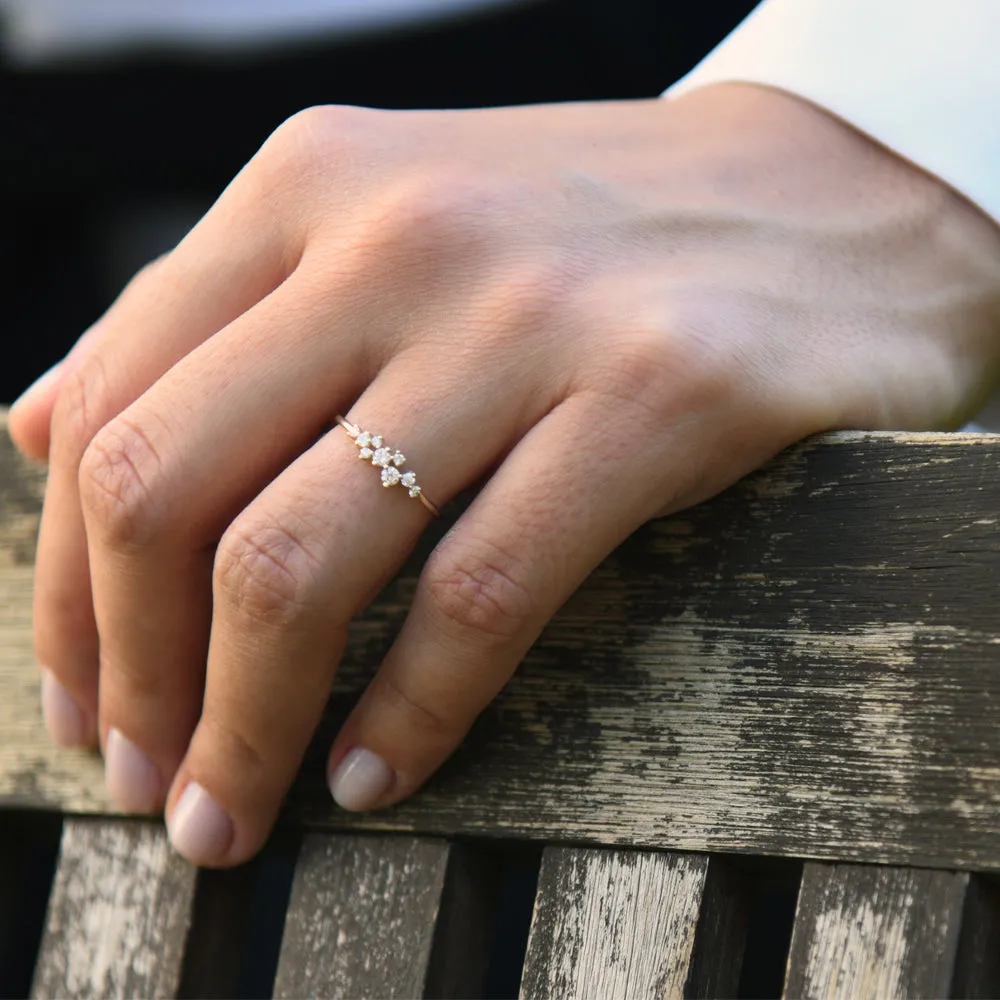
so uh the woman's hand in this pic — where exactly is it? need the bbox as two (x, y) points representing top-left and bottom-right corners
(10, 84), (1000, 867)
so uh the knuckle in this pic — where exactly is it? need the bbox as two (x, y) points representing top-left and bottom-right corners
(79, 415), (166, 547)
(280, 103), (366, 145)
(97, 648), (162, 703)
(377, 669), (460, 739)
(51, 358), (112, 465)
(215, 516), (325, 627)
(424, 537), (533, 642)
(396, 173), (480, 234)
(258, 104), (379, 190)
(198, 712), (269, 783)
(603, 331), (680, 403)
(358, 172), (496, 264)
(589, 300), (739, 426)
(474, 260), (576, 342)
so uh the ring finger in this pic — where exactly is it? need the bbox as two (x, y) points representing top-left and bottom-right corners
(164, 350), (557, 865)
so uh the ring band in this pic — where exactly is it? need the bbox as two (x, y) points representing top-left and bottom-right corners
(335, 415), (440, 516)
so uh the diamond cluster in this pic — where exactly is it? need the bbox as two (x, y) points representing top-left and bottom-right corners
(347, 426), (424, 499)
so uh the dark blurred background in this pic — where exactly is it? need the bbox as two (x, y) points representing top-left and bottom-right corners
(0, 0), (758, 404)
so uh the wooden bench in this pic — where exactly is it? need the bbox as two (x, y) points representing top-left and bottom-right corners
(2, 409), (999, 998)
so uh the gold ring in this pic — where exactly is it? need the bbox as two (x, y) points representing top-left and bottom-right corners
(335, 415), (440, 516)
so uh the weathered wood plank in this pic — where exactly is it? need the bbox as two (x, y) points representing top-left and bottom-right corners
(31, 818), (197, 1000)
(5, 411), (1000, 870)
(520, 848), (716, 999)
(0, 421), (111, 814)
(782, 862), (968, 1000)
(273, 834), (481, 999)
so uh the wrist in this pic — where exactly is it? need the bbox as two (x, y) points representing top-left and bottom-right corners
(669, 82), (1000, 428)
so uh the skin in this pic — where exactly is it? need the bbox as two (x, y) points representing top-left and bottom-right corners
(9, 84), (1000, 867)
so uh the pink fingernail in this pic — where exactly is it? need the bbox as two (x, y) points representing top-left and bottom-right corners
(167, 782), (234, 866)
(41, 669), (88, 747)
(105, 728), (162, 814)
(329, 748), (394, 811)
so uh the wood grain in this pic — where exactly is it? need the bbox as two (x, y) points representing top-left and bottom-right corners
(272, 834), (456, 999)
(520, 848), (719, 999)
(783, 862), (968, 1000)
(31, 818), (197, 1000)
(4, 411), (1000, 870)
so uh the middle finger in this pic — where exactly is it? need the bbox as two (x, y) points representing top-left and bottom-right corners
(165, 346), (557, 866)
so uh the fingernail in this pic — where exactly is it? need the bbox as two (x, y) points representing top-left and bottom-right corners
(329, 747), (395, 811)
(10, 362), (64, 414)
(41, 669), (88, 747)
(105, 728), (162, 813)
(167, 781), (234, 865)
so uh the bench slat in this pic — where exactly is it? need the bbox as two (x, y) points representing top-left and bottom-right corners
(6, 415), (1000, 871)
(273, 834), (469, 999)
(519, 848), (742, 1000)
(782, 861), (968, 999)
(31, 819), (196, 1000)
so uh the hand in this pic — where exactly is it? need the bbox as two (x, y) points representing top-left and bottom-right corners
(10, 85), (1000, 867)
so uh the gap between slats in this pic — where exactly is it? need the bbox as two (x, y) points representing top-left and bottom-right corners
(22, 818), (1000, 1000)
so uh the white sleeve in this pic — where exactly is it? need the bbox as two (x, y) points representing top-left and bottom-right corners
(663, 0), (1000, 226)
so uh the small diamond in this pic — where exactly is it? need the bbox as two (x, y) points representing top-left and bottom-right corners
(392, 452), (405, 467)
(372, 447), (392, 467)
(408, 486), (422, 498)
(381, 467), (401, 487)
(356, 431), (371, 447)
(371, 435), (384, 449)
(358, 447), (373, 460)
(401, 472), (417, 488)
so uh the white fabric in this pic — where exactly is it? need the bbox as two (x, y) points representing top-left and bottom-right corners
(665, 0), (1000, 229)
(0, 0), (530, 62)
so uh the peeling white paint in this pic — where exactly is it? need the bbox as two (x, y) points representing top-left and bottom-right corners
(37, 821), (195, 999)
(531, 850), (706, 1000)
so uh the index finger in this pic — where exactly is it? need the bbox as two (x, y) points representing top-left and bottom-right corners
(31, 171), (300, 747)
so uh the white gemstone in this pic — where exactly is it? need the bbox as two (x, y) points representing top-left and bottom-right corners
(356, 431), (371, 447)
(371, 435), (384, 449)
(401, 472), (417, 488)
(393, 452), (405, 467)
(408, 486), (422, 498)
(381, 467), (401, 487)
(358, 447), (373, 460)
(372, 447), (392, 467)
